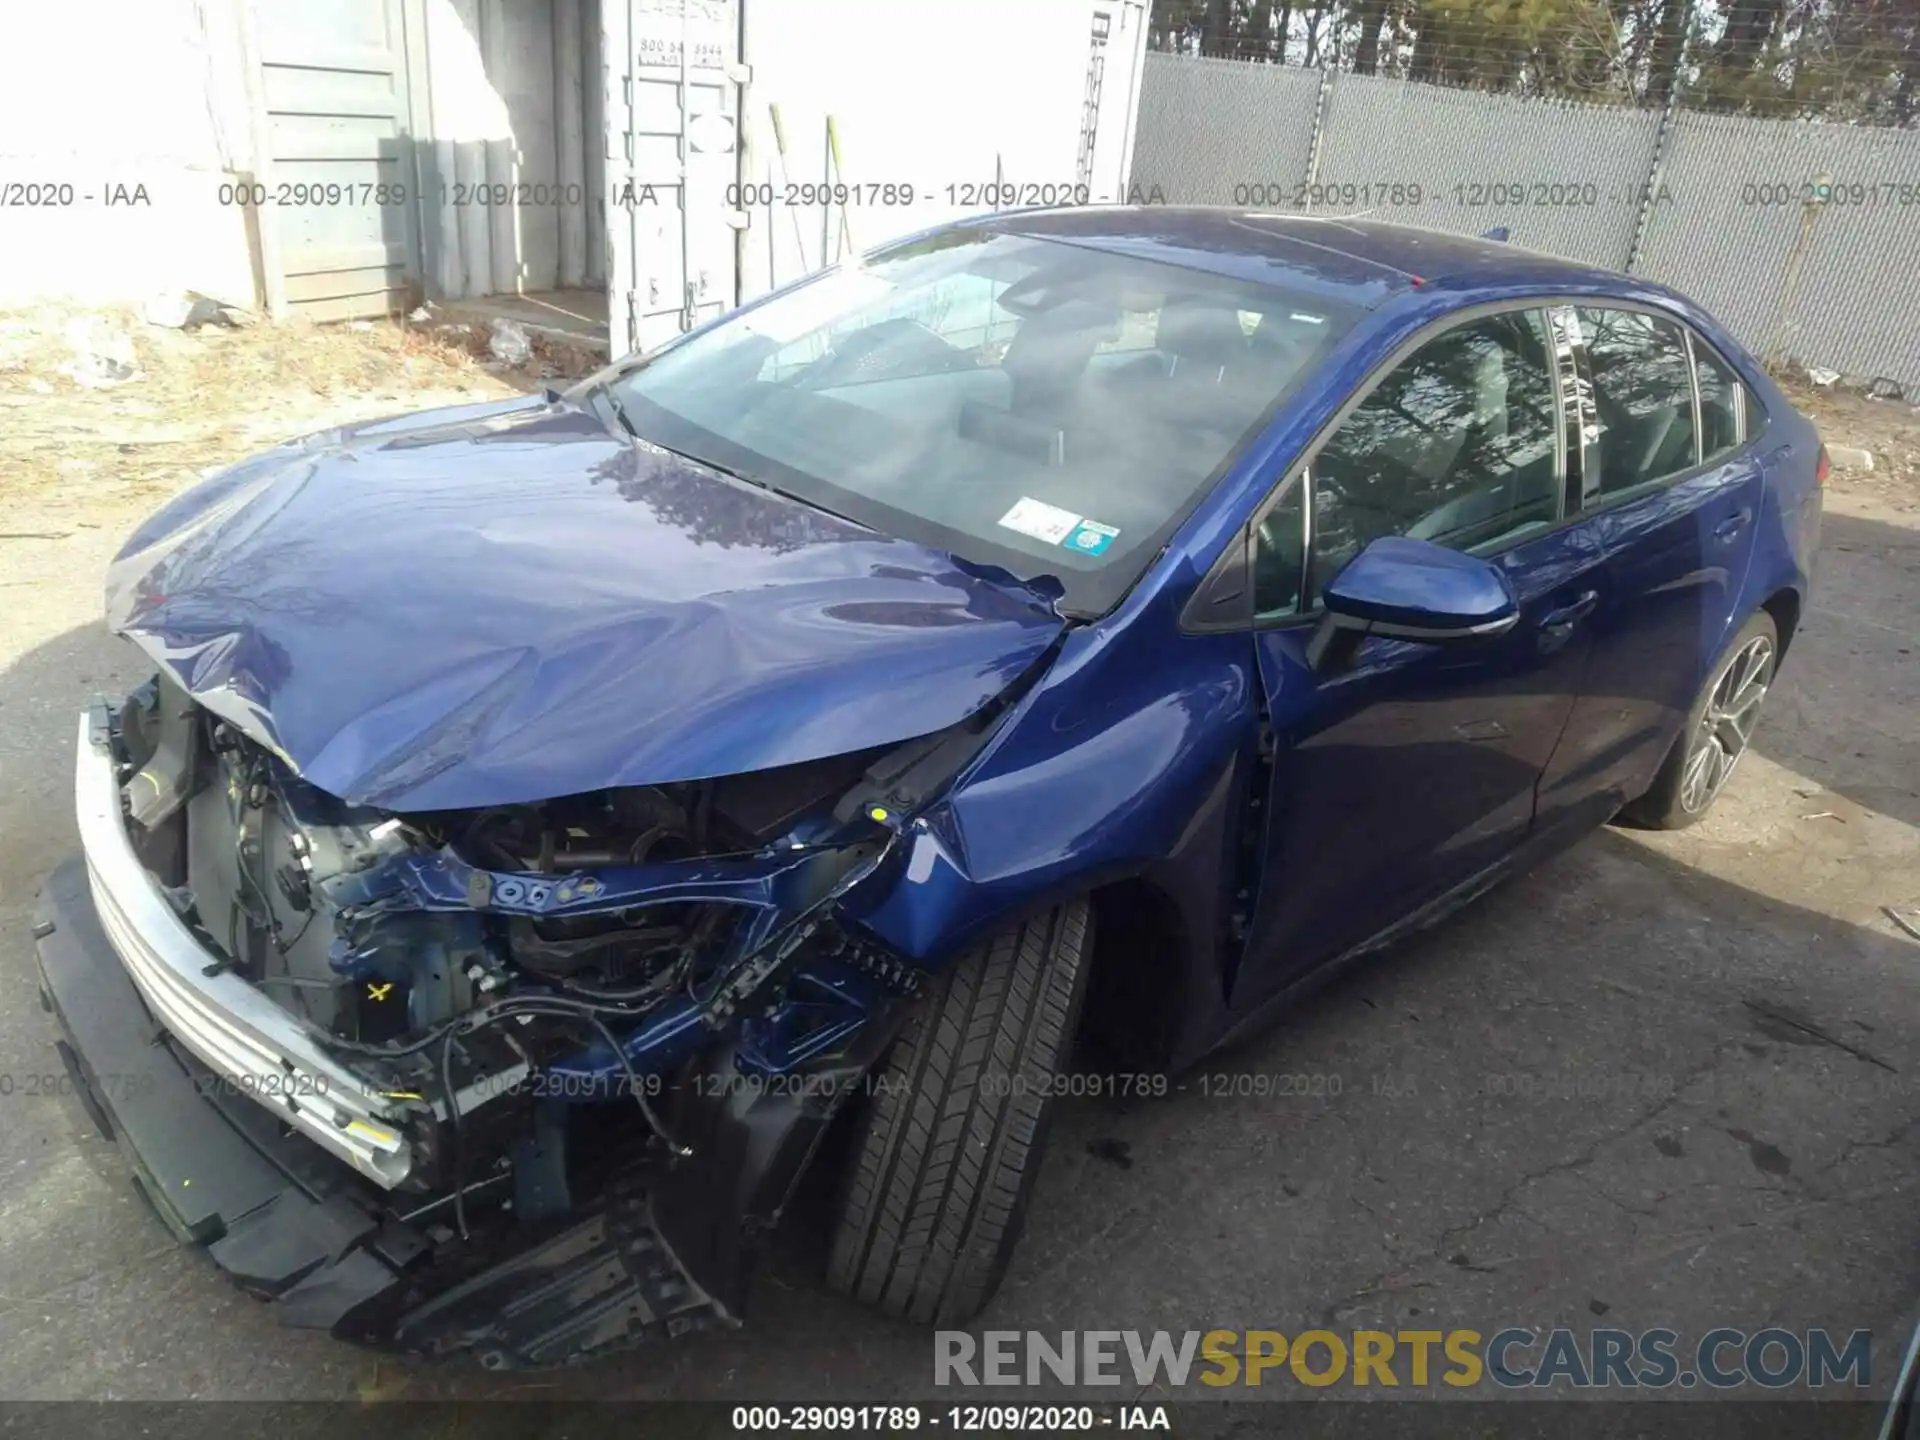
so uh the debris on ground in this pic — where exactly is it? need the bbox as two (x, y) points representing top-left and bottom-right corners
(488, 317), (533, 367)
(1806, 367), (1841, 387)
(1887, 906), (1920, 943)
(0, 303), (522, 520)
(141, 291), (239, 330)
(2, 302), (608, 526)
(1778, 372), (1920, 514)
(59, 317), (141, 388)
(1826, 444), (1875, 471)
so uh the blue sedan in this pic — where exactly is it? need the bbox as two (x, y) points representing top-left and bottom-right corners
(37, 207), (1823, 1360)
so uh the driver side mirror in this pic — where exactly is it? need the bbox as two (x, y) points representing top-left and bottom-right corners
(1307, 536), (1519, 672)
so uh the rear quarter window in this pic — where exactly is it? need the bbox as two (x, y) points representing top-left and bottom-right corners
(1693, 339), (1745, 461)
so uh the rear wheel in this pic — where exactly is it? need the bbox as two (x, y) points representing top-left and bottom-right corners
(1618, 611), (1778, 830)
(826, 899), (1092, 1325)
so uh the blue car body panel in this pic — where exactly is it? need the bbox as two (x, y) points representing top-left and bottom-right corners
(852, 215), (1820, 1063)
(101, 209), (1822, 1075)
(104, 400), (1065, 811)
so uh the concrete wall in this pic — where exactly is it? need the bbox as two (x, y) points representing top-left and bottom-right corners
(0, 0), (261, 308)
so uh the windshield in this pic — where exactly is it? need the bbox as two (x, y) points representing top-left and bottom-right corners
(592, 229), (1360, 615)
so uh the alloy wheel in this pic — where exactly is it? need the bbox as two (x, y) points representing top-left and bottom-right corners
(1678, 634), (1774, 814)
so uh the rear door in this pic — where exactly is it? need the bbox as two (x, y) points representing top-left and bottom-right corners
(1233, 305), (1608, 1005)
(1538, 306), (1766, 818)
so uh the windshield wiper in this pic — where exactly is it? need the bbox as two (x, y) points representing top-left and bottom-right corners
(591, 393), (872, 529)
(600, 386), (640, 440)
(698, 455), (870, 530)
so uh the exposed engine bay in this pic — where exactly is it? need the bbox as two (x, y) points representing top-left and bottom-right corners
(100, 668), (1018, 1240)
(124, 671), (897, 1049)
(27, 637), (1061, 1365)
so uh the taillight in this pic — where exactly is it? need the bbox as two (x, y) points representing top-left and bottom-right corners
(1815, 444), (1830, 488)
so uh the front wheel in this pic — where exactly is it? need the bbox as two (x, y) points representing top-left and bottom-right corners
(1618, 610), (1778, 830)
(826, 899), (1092, 1325)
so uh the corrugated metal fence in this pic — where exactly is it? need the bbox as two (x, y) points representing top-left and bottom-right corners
(1131, 53), (1920, 392)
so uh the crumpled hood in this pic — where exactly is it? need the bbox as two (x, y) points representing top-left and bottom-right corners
(106, 395), (1065, 811)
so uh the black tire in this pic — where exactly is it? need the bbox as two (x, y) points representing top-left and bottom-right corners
(1617, 610), (1779, 831)
(826, 898), (1092, 1325)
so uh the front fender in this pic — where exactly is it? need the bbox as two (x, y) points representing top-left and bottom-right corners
(850, 600), (1257, 968)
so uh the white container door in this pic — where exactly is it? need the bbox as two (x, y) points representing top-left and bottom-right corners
(256, 0), (427, 320)
(602, 0), (742, 357)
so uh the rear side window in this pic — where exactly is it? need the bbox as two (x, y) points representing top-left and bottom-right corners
(1694, 339), (1745, 461)
(1576, 308), (1698, 496)
(1301, 308), (1560, 606)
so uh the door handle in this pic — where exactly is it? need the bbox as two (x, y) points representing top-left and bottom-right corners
(1540, 590), (1599, 629)
(1713, 509), (1752, 543)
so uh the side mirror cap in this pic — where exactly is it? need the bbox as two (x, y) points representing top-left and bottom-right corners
(1308, 536), (1518, 670)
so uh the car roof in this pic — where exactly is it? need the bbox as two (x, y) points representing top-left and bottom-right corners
(971, 206), (1630, 311)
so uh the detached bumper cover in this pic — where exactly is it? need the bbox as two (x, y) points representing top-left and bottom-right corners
(35, 855), (401, 1292)
(34, 857), (727, 1362)
(70, 708), (413, 1185)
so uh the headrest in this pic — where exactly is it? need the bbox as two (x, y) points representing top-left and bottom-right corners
(1001, 306), (1110, 391)
(1156, 298), (1247, 367)
(1247, 313), (1316, 370)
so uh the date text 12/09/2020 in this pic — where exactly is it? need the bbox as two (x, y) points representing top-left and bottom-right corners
(730, 1405), (1172, 1432)
(724, 182), (1104, 209)
(201, 180), (1126, 211)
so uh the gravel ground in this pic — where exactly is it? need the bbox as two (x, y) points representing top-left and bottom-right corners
(0, 314), (1914, 1423)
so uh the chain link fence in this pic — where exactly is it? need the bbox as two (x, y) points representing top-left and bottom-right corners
(1131, 52), (1920, 392)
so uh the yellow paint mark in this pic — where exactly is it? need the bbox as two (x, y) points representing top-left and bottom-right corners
(381, 1091), (424, 1102)
(365, 982), (393, 1002)
(357, 1361), (412, 1404)
(868, 805), (890, 823)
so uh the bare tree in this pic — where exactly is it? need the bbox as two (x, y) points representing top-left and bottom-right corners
(1147, 0), (1917, 120)
(1351, 0), (1392, 70)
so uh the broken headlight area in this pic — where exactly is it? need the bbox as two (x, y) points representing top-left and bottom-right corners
(103, 672), (963, 1221)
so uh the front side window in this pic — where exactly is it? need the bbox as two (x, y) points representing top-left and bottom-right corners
(595, 231), (1358, 617)
(1577, 307), (1699, 496)
(1252, 477), (1305, 618)
(1268, 308), (1561, 612)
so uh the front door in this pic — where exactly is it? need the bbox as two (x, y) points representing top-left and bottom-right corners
(1234, 305), (1608, 1005)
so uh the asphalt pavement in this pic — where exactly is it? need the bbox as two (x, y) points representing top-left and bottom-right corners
(0, 483), (1913, 1426)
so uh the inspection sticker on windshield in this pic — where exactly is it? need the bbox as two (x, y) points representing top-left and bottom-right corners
(998, 499), (1122, 557)
(1062, 519), (1119, 556)
(998, 497), (1083, 545)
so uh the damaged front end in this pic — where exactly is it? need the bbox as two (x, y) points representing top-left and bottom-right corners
(43, 668), (1012, 1366)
